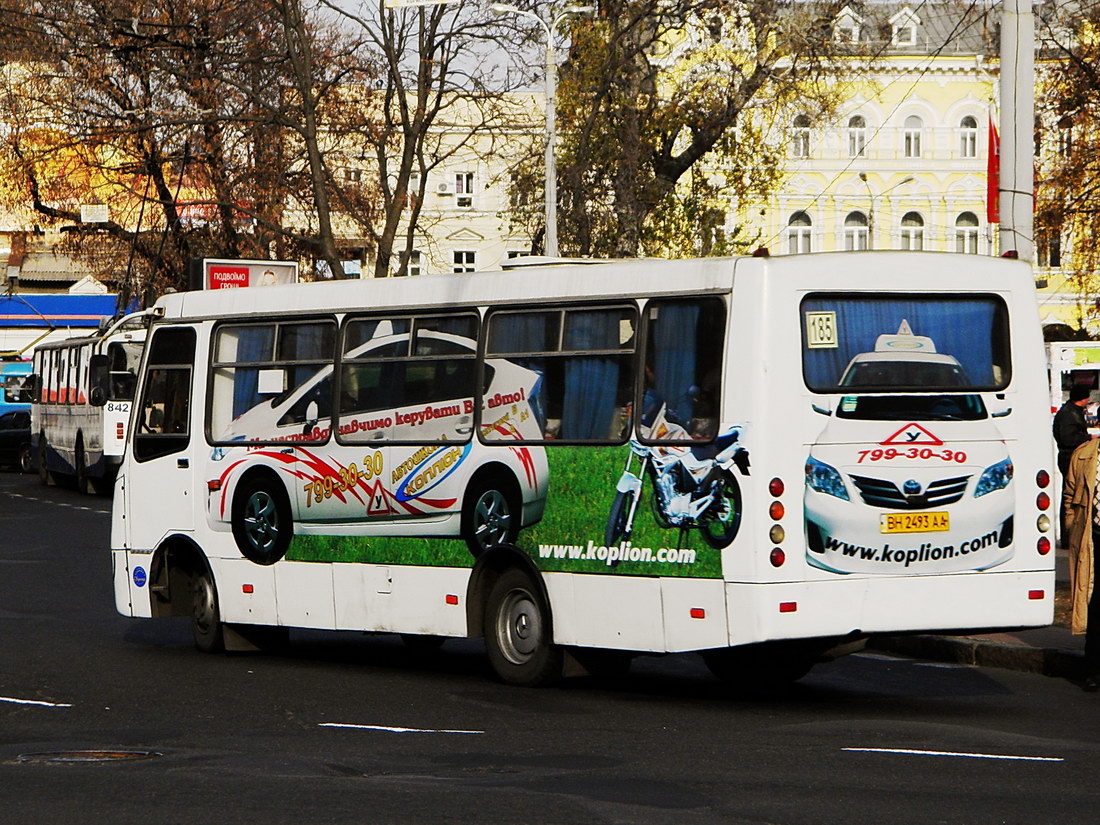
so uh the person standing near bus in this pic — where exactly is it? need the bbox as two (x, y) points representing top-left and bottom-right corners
(1061, 435), (1100, 691)
(1055, 386), (1092, 476)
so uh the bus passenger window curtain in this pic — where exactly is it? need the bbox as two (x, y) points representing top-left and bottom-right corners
(650, 303), (700, 426)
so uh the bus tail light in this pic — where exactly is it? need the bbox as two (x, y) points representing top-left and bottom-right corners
(769, 501), (785, 520)
(1036, 492), (1050, 511)
(769, 477), (784, 497)
(1036, 470), (1050, 488)
(1037, 536), (1051, 555)
(770, 548), (785, 567)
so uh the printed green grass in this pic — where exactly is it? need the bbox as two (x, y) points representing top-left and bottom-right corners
(286, 444), (723, 578)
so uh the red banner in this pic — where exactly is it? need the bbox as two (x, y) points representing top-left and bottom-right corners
(987, 117), (1000, 224)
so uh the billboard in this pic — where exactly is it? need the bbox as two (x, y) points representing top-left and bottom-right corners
(189, 258), (299, 291)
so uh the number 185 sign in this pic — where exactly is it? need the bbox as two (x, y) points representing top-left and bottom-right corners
(805, 311), (838, 349)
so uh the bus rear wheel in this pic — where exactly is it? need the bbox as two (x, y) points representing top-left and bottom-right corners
(232, 477), (293, 565)
(484, 568), (562, 687)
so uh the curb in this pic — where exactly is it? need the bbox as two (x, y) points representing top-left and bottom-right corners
(868, 634), (1086, 680)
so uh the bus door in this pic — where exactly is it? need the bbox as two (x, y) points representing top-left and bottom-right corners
(127, 326), (198, 549)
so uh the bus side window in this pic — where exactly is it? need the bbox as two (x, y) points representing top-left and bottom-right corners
(483, 306), (636, 444)
(641, 297), (726, 442)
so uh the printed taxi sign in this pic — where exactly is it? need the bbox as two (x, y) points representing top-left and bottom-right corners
(880, 422), (943, 446)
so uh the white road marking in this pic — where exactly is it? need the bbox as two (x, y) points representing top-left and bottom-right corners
(0, 696), (73, 708)
(912, 662), (969, 669)
(320, 722), (484, 735)
(7, 492), (109, 515)
(843, 747), (1062, 762)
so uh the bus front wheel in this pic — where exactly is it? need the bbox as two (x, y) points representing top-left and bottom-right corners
(231, 477), (293, 565)
(37, 435), (54, 487)
(484, 568), (562, 687)
(190, 565), (225, 653)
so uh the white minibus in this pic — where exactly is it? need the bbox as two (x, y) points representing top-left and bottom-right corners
(111, 252), (1055, 687)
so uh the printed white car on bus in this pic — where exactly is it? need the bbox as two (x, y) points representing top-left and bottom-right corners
(208, 326), (549, 565)
(804, 324), (1014, 575)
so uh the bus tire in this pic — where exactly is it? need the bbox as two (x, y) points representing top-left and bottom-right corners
(698, 471), (743, 550)
(461, 476), (518, 557)
(37, 434), (55, 487)
(484, 567), (562, 687)
(190, 564), (225, 653)
(702, 642), (816, 693)
(75, 436), (92, 495)
(604, 489), (635, 547)
(231, 476), (293, 566)
(17, 443), (33, 474)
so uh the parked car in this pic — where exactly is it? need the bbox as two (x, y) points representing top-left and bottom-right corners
(0, 410), (31, 472)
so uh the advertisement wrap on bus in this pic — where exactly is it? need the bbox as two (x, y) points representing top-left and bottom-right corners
(110, 252), (1055, 689)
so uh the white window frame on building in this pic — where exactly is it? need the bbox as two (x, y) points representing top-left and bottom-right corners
(455, 172), (475, 208)
(405, 249), (423, 277)
(834, 8), (862, 42)
(843, 211), (869, 251)
(1057, 116), (1073, 157)
(787, 211), (812, 254)
(955, 212), (979, 254)
(344, 168), (362, 183)
(900, 211), (924, 250)
(903, 115), (922, 159)
(960, 116), (978, 158)
(848, 115), (867, 158)
(453, 250), (476, 273)
(791, 115), (811, 158)
(890, 9), (919, 46)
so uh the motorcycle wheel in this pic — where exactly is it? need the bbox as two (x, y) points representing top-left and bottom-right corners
(698, 472), (743, 550)
(604, 490), (635, 547)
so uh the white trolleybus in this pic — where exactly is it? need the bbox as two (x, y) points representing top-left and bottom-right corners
(32, 311), (150, 494)
(110, 251), (1055, 687)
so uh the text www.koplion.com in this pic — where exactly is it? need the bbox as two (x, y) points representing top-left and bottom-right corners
(824, 530), (1000, 567)
(538, 540), (697, 567)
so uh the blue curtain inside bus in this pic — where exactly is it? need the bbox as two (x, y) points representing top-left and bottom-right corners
(649, 302), (700, 426)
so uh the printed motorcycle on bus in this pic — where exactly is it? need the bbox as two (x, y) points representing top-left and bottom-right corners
(604, 402), (749, 550)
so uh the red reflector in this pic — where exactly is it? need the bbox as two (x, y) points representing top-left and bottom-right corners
(690, 607), (706, 619)
(1037, 536), (1051, 555)
(779, 601), (797, 613)
(1036, 492), (1051, 511)
(769, 501), (785, 520)
(1036, 470), (1050, 489)
(1028, 589), (1045, 600)
(445, 594), (459, 605)
(769, 477), (784, 497)
(242, 584), (254, 594)
(769, 548), (785, 567)
(116, 423), (124, 438)
(207, 479), (222, 492)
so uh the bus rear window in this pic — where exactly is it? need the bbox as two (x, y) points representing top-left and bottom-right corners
(801, 294), (1010, 393)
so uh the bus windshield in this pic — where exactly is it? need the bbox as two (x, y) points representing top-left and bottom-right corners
(834, 393), (988, 421)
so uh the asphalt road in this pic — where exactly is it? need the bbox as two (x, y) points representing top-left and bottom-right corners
(2, 470), (1099, 825)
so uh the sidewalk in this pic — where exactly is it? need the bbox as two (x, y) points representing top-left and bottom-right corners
(868, 549), (1087, 680)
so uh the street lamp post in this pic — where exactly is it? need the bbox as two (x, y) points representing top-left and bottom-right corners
(491, 3), (593, 258)
(858, 173), (915, 250)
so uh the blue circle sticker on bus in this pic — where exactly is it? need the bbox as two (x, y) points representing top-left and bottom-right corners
(133, 567), (147, 588)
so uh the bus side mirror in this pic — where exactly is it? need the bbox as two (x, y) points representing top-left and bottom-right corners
(88, 354), (110, 407)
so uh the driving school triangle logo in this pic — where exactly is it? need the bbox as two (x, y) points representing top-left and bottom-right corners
(881, 422), (944, 446)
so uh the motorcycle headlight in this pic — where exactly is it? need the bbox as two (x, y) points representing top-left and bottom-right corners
(805, 456), (850, 500)
(974, 457), (1013, 498)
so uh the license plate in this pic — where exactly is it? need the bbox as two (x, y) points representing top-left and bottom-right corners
(880, 512), (950, 534)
